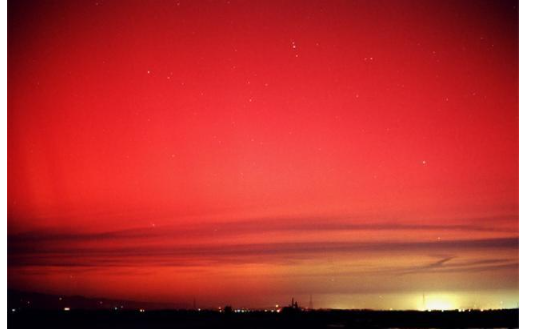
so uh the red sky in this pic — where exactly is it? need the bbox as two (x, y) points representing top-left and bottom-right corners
(8, 0), (518, 309)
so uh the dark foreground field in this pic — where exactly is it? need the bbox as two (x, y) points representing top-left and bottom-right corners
(8, 308), (518, 329)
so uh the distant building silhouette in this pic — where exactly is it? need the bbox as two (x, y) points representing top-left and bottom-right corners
(282, 297), (302, 314)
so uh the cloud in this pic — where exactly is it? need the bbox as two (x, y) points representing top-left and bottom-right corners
(9, 237), (519, 268)
(396, 256), (518, 275)
(8, 215), (518, 270)
(8, 214), (516, 245)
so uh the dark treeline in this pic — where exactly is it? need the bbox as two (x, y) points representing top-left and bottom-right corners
(9, 308), (518, 329)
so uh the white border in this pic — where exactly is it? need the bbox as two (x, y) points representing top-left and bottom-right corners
(1, 0), (529, 327)
(520, 0), (537, 328)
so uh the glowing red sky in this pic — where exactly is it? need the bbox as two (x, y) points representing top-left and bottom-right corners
(8, 0), (518, 309)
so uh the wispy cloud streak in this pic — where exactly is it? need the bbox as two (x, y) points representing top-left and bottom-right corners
(9, 237), (519, 267)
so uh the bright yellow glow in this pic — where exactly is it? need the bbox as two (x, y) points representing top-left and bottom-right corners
(425, 297), (455, 311)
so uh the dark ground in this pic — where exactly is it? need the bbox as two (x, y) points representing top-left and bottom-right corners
(8, 308), (518, 329)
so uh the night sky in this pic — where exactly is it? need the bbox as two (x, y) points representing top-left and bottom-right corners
(8, 0), (518, 310)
